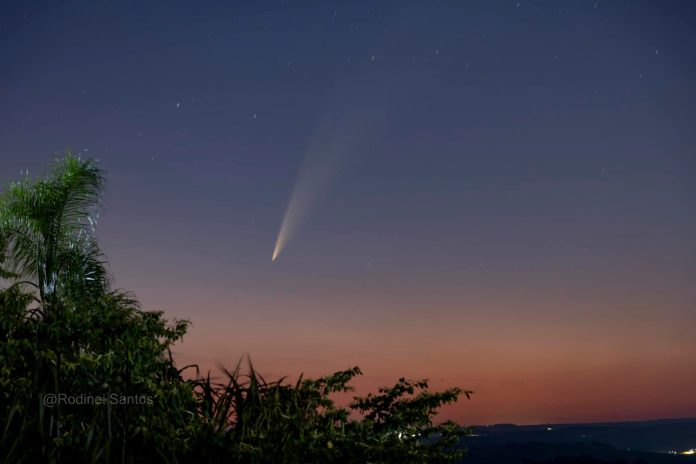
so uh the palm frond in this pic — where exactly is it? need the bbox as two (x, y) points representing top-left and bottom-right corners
(0, 153), (109, 307)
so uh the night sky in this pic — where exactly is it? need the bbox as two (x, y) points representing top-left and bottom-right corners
(1, 0), (695, 425)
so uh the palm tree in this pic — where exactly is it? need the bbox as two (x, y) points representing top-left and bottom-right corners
(1, 154), (193, 463)
(0, 154), (113, 461)
(0, 154), (109, 316)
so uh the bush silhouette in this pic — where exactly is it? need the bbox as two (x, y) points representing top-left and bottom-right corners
(0, 154), (471, 463)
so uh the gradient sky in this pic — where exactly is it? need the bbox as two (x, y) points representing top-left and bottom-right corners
(1, 0), (695, 425)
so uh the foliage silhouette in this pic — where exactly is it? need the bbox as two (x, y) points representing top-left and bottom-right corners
(0, 154), (471, 463)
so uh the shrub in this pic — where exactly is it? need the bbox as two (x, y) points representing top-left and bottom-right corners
(0, 154), (471, 463)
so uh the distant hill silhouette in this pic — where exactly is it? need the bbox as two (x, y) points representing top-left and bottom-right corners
(457, 418), (696, 464)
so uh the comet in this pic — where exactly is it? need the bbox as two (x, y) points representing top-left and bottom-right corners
(271, 75), (390, 262)
(272, 121), (351, 262)
(271, 103), (382, 262)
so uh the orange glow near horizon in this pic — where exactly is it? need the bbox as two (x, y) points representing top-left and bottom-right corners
(158, 281), (696, 425)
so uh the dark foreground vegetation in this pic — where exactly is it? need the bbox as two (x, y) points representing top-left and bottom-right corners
(0, 155), (470, 463)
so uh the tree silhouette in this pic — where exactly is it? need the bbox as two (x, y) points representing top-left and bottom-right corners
(1, 154), (469, 463)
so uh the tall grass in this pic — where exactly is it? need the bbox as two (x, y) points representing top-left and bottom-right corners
(183, 357), (471, 463)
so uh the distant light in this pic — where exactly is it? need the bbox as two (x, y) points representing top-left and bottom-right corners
(681, 449), (696, 455)
(546, 427), (553, 432)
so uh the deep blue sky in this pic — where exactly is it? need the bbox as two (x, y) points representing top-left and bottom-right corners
(1, 0), (695, 424)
